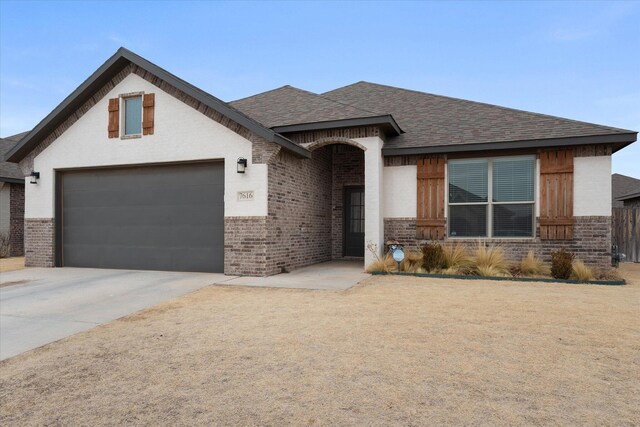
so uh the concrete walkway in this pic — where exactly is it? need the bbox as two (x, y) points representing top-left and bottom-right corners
(217, 260), (369, 290)
(0, 268), (227, 360)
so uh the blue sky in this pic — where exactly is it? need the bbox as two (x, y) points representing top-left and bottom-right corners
(1, 0), (638, 176)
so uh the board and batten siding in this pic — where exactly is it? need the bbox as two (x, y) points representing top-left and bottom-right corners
(25, 72), (267, 220)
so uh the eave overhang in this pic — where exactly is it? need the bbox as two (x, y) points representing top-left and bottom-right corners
(381, 132), (638, 157)
(5, 47), (311, 163)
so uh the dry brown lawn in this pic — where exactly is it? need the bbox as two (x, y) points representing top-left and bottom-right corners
(1, 265), (639, 426)
(0, 256), (25, 273)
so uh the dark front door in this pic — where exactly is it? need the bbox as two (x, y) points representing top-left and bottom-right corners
(344, 186), (365, 257)
(59, 162), (225, 273)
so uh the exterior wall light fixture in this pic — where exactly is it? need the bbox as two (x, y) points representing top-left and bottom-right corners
(237, 157), (247, 173)
(30, 171), (40, 184)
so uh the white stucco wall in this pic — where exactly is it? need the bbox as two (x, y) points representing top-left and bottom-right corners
(26, 73), (267, 219)
(573, 155), (612, 216)
(0, 183), (10, 235)
(355, 136), (384, 266)
(383, 165), (416, 218)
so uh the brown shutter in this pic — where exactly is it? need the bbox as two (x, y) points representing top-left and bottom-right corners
(108, 98), (119, 138)
(143, 93), (155, 135)
(539, 149), (574, 240)
(417, 155), (446, 240)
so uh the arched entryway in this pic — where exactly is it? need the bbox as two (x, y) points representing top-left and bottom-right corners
(306, 140), (366, 259)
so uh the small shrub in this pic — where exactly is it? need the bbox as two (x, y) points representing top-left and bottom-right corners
(421, 242), (445, 272)
(0, 233), (10, 258)
(442, 244), (472, 270)
(365, 254), (397, 273)
(519, 251), (548, 276)
(571, 260), (594, 281)
(399, 250), (423, 273)
(550, 248), (574, 280)
(473, 244), (509, 276)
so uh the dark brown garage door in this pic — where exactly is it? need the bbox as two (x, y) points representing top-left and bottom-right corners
(58, 162), (224, 273)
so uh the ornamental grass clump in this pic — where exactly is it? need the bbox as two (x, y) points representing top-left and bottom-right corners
(442, 244), (473, 271)
(365, 242), (397, 273)
(400, 250), (424, 273)
(421, 242), (445, 272)
(571, 259), (594, 281)
(473, 244), (509, 277)
(550, 248), (574, 280)
(519, 250), (548, 276)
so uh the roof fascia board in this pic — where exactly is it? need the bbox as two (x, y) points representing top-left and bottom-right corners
(382, 133), (638, 156)
(7, 48), (311, 162)
(272, 114), (403, 135)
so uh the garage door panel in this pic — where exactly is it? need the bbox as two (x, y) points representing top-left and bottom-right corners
(61, 162), (224, 273)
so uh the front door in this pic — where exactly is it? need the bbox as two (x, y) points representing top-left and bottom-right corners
(344, 186), (365, 257)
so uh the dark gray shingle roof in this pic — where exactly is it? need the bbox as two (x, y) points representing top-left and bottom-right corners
(229, 85), (381, 128)
(0, 132), (28, 182)
(322, 81), (636, 151)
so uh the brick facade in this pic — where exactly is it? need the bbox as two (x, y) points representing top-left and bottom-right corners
(24, 218), (54, 267)
(9, 183), (24, 257)
(266, 147), (333, 275)
(384, 216), (611, 269)
(224, 217), (269, 276)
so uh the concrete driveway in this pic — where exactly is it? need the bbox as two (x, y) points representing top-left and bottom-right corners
(0, 268), (227, 360)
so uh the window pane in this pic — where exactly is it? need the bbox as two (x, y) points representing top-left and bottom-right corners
(124, 97), (142, 135)
(449, 205), (487, 237)
(493, 157), (535, 202)
(448, 160), (488, 203)
(493, 204), (534, 237)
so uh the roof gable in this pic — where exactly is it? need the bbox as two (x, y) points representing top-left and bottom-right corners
(323, 81), (637, 154)
(5, 48), (310, 163)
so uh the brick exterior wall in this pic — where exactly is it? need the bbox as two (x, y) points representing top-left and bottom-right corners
(9, 183), (24, 257)
(24, 218), (54, 267)
(331, 145), (365, 258)
(224, 217), (268, 276)
(384, 216), (611, 269)
(266, 148), (333, 275)
(227, 143), (366, 276)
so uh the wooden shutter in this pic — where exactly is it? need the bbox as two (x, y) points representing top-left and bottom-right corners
(417, 155), (446, 240)
(108, 98), (119, 138)
(539, 149), (574, 240)
(143, 93), (155, 135)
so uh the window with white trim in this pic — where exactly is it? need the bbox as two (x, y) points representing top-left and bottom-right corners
(448, 156), (535, 238)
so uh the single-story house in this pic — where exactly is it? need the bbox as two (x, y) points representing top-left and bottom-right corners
(4, 48), (637, 274)
(612, 173), (640, 208)
(616, 191), (640, 208)
(0, 133), (27, 257)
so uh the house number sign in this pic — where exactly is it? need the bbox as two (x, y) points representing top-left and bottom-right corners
(237, 191), (255, 201)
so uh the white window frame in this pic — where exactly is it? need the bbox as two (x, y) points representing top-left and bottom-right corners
(447, 155), (536, 239)
(120, 91), (144, 139)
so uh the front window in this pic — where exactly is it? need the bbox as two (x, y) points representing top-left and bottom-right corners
(448, 156), (535, 238)
(123, 95), (142, 136)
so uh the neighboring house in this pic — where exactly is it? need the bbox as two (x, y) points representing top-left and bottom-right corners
(616, 191), (640, 208)
(0, 132), (28, 256)
(4, 48), (637, 274)
(612, 173), (640, 208)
